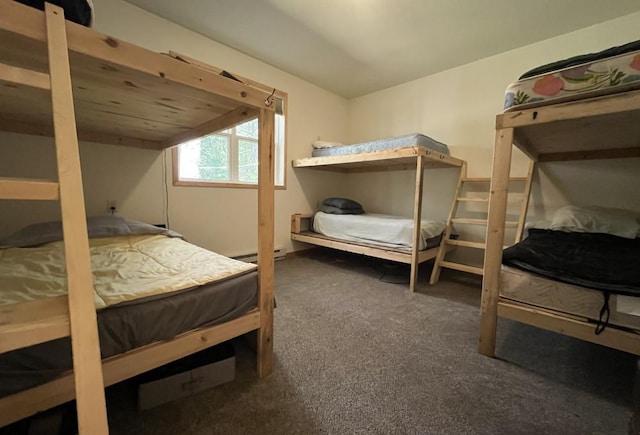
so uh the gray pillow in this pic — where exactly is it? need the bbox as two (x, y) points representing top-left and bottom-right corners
(320, 205), (365, 215)
(322, 197), (364, 211)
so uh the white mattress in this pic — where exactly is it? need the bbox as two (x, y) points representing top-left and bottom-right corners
(500, 265), (640, 330)
(312, 212), (445, 250)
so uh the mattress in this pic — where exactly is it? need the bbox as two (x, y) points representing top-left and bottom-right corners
(312, 211), (445, 250)
(504, 42), (640, 111)
(0, 269), (258, 398)
(0, 216), (259, 397)
(311, 133), (450, 158)
(500, 265), (640, 331)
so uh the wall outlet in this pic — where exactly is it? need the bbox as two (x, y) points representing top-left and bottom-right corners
(106, 200), (117, 214)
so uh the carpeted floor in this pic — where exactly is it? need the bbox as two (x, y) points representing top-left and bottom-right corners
(17, 249), (638, 434)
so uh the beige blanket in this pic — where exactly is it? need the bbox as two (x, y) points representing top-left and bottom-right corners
(0, 235), (257, 309)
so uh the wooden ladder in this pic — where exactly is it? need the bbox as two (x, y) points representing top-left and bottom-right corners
(430, 161), (534, 284)
(0, 4), (108, 434)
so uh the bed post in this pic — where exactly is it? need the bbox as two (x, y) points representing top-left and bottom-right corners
(479, 127), (514, 356)
(410, 154), (425, 292)
(257, 107), (275, 377)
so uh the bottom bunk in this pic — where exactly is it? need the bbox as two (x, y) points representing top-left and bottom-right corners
(291, 212), (446, 286)
(482, 207), (640, 356)
(0, 216), (269, 427)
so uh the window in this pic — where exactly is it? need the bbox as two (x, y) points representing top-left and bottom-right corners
(174, 110), (286, 188)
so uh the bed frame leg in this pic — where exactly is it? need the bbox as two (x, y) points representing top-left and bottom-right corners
(479, 127), (514, 357)
(409, 155), (425, 292)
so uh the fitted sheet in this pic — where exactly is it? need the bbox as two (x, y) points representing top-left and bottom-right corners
(312, 211), (445, 250)
(504, 46), (640, 111)
(311, 133), (450, 157)
(0, 234), (257, 309)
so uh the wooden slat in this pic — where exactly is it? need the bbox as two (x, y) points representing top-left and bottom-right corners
(445, 239), (485, 249)
(451, 218), (518, 227)
(163, 106), (259, 147)
(0, 61), (50, 89)
(479, 127), (514, 357)
(409, 155), (425, 292)
(292, 146), (463, 171)
(538, 146), (640, 162)
(0, 177), (58, 200)
(498, 88), (640, 129)
(440, 261), (483, 275)
(45, 5), (108, 434)
(0, 311), (261, 427)
(257, 108), (275, 379)
(457, 197), (489, 202)
(497, 301), (640, 355)
(0, 296), (69, 354)
(168, 51), (288, 101)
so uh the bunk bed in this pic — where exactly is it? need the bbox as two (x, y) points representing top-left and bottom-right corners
(291, 134), (465, 292)
(479, 43), (640, 358)
(0, 1), (276, 432)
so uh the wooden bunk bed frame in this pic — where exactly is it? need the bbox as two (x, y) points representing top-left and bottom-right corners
(0, 1), (276, 432)
(291, 146), (465, 292)
(479, 87), (640, 358)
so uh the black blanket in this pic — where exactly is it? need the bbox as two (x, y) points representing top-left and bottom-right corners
(502, 229), (640, 296)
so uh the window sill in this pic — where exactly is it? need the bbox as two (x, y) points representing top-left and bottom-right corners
(174, 180), (286, 190)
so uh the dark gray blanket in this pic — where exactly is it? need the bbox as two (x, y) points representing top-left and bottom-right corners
(1, 215), (182, 248)
(503, 229), (640, 296)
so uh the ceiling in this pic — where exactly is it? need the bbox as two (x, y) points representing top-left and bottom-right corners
(123, 0), (640, 98)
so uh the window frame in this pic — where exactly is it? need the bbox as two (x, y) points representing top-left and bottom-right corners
(172, 91), (287, 190)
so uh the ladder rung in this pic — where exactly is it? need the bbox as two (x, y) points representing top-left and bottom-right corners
(0, 177), (59, 200)
(457, 197), (524, 203)
(439, 261), (484, 275)
(446, 239), (486, 249)
(451, 218), (518, 227)
(462, 177), (528, 183)
(462, 178), (491, 182)
(451, 218), (487, 225)
(0, 62), (51, 90)
(457, 197), (489, 202)
(0, 296), (70, 354)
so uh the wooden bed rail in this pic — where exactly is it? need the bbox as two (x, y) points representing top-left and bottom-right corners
(0, 311), (261, 427)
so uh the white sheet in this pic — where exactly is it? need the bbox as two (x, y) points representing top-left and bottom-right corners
(312, 212), (444, 250)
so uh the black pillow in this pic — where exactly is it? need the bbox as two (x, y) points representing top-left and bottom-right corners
(320, 205), (365, 215)
(322, 197), (363, 211)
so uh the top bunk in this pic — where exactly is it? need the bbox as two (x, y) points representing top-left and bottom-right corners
(498, 40), (640, 162)
(0, 0), (276, 150)
(292, 133), (464, 172)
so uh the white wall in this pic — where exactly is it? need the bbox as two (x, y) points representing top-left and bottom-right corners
(3, 4), (639, 258)
(0, 0), (349, 257)
(346, 11), (640, 237)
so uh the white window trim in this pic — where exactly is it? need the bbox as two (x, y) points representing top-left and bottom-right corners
(173, 110), (286, 189)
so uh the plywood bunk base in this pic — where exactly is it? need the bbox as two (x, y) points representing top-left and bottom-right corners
(291, 231), (439, 265)
(0, 310), (262, 427)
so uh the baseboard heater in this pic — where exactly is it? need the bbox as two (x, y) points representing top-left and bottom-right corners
(233, 248), (286, 264)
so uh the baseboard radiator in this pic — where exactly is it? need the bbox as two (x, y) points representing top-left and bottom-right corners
(232, 248), (286, 264)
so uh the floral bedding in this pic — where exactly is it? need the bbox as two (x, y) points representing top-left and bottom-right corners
(504, 49), (640, 111)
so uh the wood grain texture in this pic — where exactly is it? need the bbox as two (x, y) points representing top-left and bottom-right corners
(45, 4), (108, 433)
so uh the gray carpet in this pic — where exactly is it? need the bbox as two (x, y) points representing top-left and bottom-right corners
(99, 249), (634, 434)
